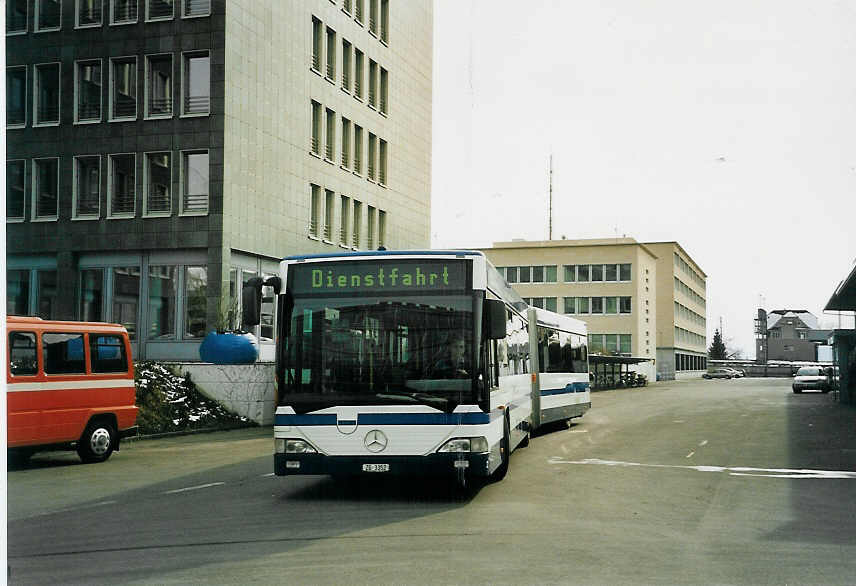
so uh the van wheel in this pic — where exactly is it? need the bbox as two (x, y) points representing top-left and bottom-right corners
(491, 415), (511, 482)
(77, 421), (116, 463)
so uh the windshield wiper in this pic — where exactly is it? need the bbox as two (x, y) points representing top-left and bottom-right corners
(376, 392), (449, 407)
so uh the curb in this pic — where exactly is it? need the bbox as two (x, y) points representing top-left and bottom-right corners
(122, 422), (261, 443)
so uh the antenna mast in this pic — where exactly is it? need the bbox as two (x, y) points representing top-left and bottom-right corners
(548, 154), (553, 240)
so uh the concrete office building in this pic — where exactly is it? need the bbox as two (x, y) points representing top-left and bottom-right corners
(756, 309), (831, 362)
(644, 242), (708, 380)
(6, 0), (433, 361)
(481, 238), (660, 381)
(481, 238), (708, 381)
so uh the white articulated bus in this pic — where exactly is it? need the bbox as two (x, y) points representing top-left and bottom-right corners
(242, 250), (590, 486)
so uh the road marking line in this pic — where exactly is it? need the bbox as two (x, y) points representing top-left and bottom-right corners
(698, 440), (708, 447)
(260, 473), (275, 477)
(548, 458), (856, 479)
(164, 482), (225, 494)
(686, 451), (695, 458)
(567, 429), (589, 434)
(673, 420), (685, 423)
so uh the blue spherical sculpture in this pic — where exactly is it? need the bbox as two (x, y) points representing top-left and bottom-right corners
(199, 331), (258, 364)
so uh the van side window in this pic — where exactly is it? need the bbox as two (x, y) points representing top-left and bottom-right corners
(9, 332), (38, 376)
(43, 333), (86, 374)
(90, 335), (129, 373)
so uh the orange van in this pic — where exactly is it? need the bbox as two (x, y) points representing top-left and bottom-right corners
(6, 316), (138, 463)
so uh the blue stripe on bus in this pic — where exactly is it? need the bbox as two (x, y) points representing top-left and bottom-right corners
(284, 250), (484, 261)
(541, 382), (591, 396)
(274, 412), (490, 426)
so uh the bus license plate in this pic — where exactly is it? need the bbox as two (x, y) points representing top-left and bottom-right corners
(362, 464), (390, 472)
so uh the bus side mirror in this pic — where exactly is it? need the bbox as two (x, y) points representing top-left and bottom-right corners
(242, 277), (264, 327)
(484, 299), (507, 340)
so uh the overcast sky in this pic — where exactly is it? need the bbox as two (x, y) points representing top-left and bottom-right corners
(431, 0), (856, 358)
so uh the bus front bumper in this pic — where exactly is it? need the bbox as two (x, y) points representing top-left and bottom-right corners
(274, 452), (492, 477)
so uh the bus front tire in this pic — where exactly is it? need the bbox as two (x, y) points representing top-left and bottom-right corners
(77, 420), (116, 463)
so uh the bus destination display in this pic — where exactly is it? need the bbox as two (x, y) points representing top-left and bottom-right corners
(290, 260), (467, 295)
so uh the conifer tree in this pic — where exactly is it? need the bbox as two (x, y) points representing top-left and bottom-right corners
(708, 328), (727, 360)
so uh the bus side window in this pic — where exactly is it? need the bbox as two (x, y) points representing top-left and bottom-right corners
(90, 335), (130, 373)
(43, 333), (86, 375)
(9, 332), (38, 376)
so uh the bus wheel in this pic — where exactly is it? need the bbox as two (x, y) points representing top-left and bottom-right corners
(77, 420), (116, 463)
(491, 415), (510, 481)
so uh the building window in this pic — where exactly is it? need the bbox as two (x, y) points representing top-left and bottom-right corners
(34, 63), (61, 125)
(7, 270), (30, 315)
(355, 0), (363, 25)
(354, 49), (364, 99)
(620, 263), (631, 281)
(182, 51), (210, 115)
(368, 0), (378, 35)
(311, 17), (322, 72)
(563, 297), (575, 314)
(519, 266), (531, 283)
(367, 205), (376, 249)
(591, 264), (604, 282)
(181, 150), (208, 214)
(33, 158), (59, 220)
(7, 160), (26, 221)
(112, 266), (140, 339)
(620, 296), (631, 314)
(532, 266), (544, 283)
(368, 59), (378, 108)
(182, 0), (209, 17)
(577, 264), (590, 282)
(605, 334), (618, 355)
(367, 132), (377, 180)
(111, 0), (137, 24)
(146, 0), (173, 21)
(588, 334), (603, 354)
(325, 108), (336, 161)
(605, 296), (617, 314)
(545, 297), (557, 312)
(352, 200), (362, 248)
(341, 117), (351, 168)
(146, 54), (173, 117)
(325, 27), (336, 81)
(324, 189), (334, 241)
(144, 152), (171, 215)
(379, 67), (388, 114)
(342, 39), (352, 91)
(110, 57), (137, 120)
(6, 66), (27, 127)
(311, 100), (321, 155)
(184, 266), (207, 338)
(77, 0), (102, 27)
(605, 264), (617, 282)
(309, 183), (320, 237)
(80, 268), (104, 321)
(378, 209), (386, 247)
(7, 0), (28, 33)
(339, 195), (350, 245)
(343, 0), (352, 15)
(577, 297), (589, 314)
(380, 0), (388, 43)
(73, 155), (101, 218)
(564, 265), (576, 282)
(545, 265), (557, 282)
(506, 266), (518, 283)
(379, 139), (387, 185)
(148, 265), (177, 339)
(75, 60), (102, 123)
(353, 124), (363, 174)
(36, 0), (62, 31)
(590, 297), (603, 314)
(109, 153), (136, 217)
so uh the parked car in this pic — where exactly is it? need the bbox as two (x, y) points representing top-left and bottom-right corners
(792, 367), (830, 393)
(703, 368), (734, 379)
(724, 367), (745, 378)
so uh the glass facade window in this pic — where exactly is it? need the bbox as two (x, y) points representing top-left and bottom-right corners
(77, 0), (103, 26)
(80, 268), (104, 321)
(35, 63), (61, 125)
(309, 183), (320, 237)
(353, 124), (363, 174)
(620, 296), (632, 314)
(74, 155), (101, 218)
(326, 108), (336, 161)
(182, 150), (208, 214)
(588, 334), (603, 354)
(7, 0), (28, 33)
(324, 189), (335, 241)
(182, 0), (210, 17)
(34, 158), (59, 219)
(564, 265), (576, 282)
(352, 200), (361, 248)
(354, 49), (364, 99)
(111, 57), (137, 119)
(605, 296), (617, 314)
(7, 160), (26, 220)
(339, 195), (350, 245)
(605, 264), (617, 281)
(506, 266), (518, 283)
(545, 297), (557, 312)
(111, 0), (138, 23)
(590, 297), (603, 314)
(545, 265), (557, 283)
(577, 264), (590, 282)
(605, 334), (618, 355)
(7, 270), (30, 315)
(577, 297), (589, 314)
(109, 154), (136, 216)
(563, 297), (575, 314)
(147, 0), (173, 20)
(367, 205), (376, 249)
(325, 27), (336, 81)
(620, 263), (631, 281)
(7, 67), (27, 127)
(146, 55), (173, 117)
(591, 264), (604, 282)
(184, 266), (207, 338)
(148, 265), (177, 339)
(378, 210), (386, 247)
(619, 334), (631, 354)
(380, 0), (389, 43)
(311, 17), (322, 72)
(380, 67), (388, 114)
(342, 40), (352, 91)
(311, 100), (321, 155)
(37, 270), (58, 319)
(36, 0), (62, 31)
(368, 132), (377, 180)
(113, 266), (140, 340)
(145, 152), (171, 214)
(532, 266), (544, 283)
(76, 60), (102, 122)
(368, 60), (378, 107)
(518, 266), (531, 283)
(379, 139), (387, 185)
(183, 51), (210, 115)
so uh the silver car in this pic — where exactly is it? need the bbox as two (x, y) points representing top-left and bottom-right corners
(792, 367), (829, 393)
(702, 368), (734, 379)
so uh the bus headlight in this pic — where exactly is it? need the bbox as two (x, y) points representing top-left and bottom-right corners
(285, 439), (317, 454)
(437, 437), (488, 454)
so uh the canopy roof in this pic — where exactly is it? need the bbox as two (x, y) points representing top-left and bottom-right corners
(825, 262), (856, 311)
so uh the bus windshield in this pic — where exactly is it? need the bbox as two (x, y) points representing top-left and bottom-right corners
(281, 293), (475, 413)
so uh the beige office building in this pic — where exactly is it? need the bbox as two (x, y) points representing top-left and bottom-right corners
(481, 238), (708, 381)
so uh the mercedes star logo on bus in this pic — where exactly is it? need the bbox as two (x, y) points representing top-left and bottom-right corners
(364, 430), (388, 452)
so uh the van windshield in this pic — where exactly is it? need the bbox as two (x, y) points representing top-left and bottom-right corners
(796, 367), (822, 376)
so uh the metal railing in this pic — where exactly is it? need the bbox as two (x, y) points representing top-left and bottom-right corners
(184, 95), (209, 114)
(183, 192), (208, 213)
(113, 96), (136, 118)
(184, 0), (209, 17)
(147, 190), (170, 213)
(111, 192), (135, 215)
(78, 102), (101, 120)
(149, 96), (172, 115)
